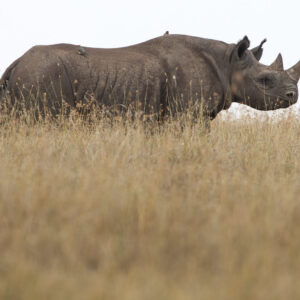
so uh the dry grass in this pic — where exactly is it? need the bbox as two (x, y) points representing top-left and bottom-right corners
(0, 111), (299, 300)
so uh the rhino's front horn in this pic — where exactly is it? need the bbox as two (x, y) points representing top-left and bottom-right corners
(287, 60), (300, 83)
(270, 53), (284, 71)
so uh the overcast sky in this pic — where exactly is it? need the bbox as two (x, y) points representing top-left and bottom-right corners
(0, 0), (299, 112)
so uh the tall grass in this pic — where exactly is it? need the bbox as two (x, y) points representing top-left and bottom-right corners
(0, 105), (299, 300)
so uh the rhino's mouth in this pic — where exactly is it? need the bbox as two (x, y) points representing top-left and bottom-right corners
(262, 91), (298, 105)
(273, 97), (297, 108)
(279, 97), (297, 105)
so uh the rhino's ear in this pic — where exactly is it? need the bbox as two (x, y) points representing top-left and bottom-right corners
(251, 38), (267, 61)
(232, 36), (250, 61)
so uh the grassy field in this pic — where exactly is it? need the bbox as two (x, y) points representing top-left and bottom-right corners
(0, 111), (299, 300)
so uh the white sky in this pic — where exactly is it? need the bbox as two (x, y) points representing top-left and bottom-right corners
(0, 0), (299, 113)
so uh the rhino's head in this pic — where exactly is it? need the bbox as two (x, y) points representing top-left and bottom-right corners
(230, 36), (299, 110)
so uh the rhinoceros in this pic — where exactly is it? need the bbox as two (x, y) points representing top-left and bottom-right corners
(0, 34), (299, 121)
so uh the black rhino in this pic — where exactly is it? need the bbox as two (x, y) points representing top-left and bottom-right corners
(0, 34), (299, 120)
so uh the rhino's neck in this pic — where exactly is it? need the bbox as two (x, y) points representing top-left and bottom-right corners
(189, 37), (233, 108)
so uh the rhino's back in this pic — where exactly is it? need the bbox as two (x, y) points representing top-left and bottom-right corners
(7, 34), (226, 84)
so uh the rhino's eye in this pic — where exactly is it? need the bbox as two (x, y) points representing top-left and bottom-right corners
(256, 74), (275, 87)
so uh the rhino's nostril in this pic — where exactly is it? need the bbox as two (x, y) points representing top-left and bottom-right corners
(286, 91), (295, 98)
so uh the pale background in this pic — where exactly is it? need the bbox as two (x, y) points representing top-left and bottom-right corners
(0, 0), (299, 114)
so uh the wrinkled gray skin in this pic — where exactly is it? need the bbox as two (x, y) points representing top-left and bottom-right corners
(0, 34), (299, 120)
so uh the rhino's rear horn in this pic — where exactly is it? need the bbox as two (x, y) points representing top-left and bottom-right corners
(287, 60), (300, 83)
(270, 53), (284, 71)
(251, 38), (267, 61)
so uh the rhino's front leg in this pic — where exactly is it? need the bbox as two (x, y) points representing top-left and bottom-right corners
(203, 116), (211, 132)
